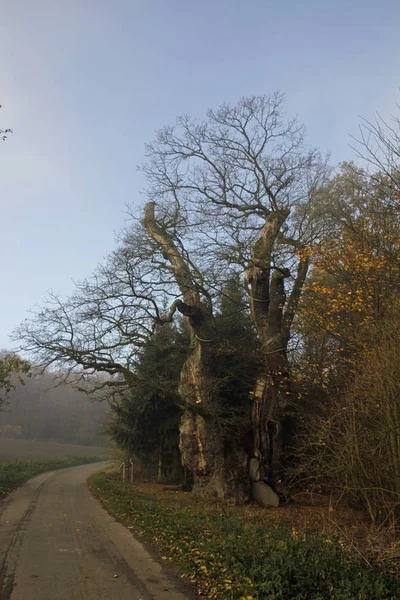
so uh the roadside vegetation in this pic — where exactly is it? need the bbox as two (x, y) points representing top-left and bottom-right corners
(90, 471), (400, 600)
(0, 455), (106, 499)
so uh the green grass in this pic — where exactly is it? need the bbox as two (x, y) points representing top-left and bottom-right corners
(89, 471), (400, 600)
(0, 455), (106, 498)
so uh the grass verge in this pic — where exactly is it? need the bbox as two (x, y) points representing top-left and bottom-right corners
(0, 455), (106, 499)
(89, 471), (400, 600)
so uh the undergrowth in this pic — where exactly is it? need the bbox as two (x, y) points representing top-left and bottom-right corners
(89, 471), (400, 600)
(0, 455), (105, 498)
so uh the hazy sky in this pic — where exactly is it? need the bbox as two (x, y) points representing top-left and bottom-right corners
(1, 0), (399, 350)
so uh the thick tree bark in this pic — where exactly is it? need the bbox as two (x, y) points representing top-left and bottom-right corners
(245, 212), (309, 494)
(143, 203), (247, 500)
(249, 270), (291, 492)
(176, 304), (227, 498)
(177, 312), (248, 500)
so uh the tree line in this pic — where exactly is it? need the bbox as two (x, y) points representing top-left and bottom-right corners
(14, 93), (400, 522)
(0, 365), (108, 446)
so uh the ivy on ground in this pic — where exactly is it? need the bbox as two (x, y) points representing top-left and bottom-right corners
(89, 471), (400, 600)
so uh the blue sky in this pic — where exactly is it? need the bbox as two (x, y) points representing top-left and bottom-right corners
(1, 0), (399, 349)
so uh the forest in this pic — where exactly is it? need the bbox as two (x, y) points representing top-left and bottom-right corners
(8, 92), (400, 528)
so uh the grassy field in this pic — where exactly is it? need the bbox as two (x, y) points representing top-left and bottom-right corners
(0, 437), (106, 462)
(0, 455), (106, 499)
(0, 438), (108, 499)
(90, 472), (400, 600)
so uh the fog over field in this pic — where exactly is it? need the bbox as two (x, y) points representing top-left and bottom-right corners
(0, 438), (107, 463)
(0, 368), (109, 448)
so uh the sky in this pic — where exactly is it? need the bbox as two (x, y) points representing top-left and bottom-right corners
(0, 0), (399, 350)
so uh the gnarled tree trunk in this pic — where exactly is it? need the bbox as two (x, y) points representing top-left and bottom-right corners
(143, 203), (248, 500)
(178, 309), (248, 500)
(245, 212), (309, 495)
(176, 302), (226, 498)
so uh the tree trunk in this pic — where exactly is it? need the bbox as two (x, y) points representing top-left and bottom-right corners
(245, 212), (308, 494)
(252, 344), (290, 491)
(143, 203), (248, 501)
(177, 305), (248, 501)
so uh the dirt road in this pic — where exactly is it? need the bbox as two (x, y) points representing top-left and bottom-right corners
(0, 462), (190, 600)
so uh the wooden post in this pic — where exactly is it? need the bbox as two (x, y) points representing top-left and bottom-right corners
(120, 461), (126, 482)
(130, 461), (134, 483)
(157, 435), (164, 482)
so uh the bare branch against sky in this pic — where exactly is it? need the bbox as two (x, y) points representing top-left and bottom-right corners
(1, 0), (399, 349)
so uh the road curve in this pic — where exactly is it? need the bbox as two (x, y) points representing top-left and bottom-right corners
(0, 462), (190, 600)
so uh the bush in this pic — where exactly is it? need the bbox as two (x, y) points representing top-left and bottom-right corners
(292, 307), (400, 528)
